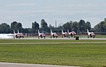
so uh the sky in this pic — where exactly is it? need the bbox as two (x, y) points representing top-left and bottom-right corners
(0, 0), (106, 28)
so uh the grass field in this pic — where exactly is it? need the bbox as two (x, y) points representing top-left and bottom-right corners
(0, 39), (106, 67)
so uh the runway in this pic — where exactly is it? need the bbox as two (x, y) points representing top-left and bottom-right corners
(0, 62), (79, 67)
(21, 37), (106, 40)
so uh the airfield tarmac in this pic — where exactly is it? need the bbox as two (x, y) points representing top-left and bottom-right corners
(22, 37), (106, 40)
(0, 62), (79, 67)
(0, 37), (106, 45)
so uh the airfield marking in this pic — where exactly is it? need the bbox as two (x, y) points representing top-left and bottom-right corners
(20, 37), (106, 40)
(0, 62), (80, 67)
(0, 42), (106, 45)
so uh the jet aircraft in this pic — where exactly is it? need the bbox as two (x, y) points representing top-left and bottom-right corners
(67, 30), (76, 37)
(87, 29), (95, 38)
(38, 30), (46, 39)
(61, 30), (68, 38)
(50, 29), (58, 38)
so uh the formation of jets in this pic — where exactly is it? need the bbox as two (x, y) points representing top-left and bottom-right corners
(61, 30), (76, 38)
(0, 29), (95, 39)
(37, 29), (95, 39)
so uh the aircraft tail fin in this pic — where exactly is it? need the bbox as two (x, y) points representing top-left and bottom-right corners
(50, 29), (52, 34)
(87, 29), (89, 33)
(38, 30), (40, 34)
(13, 30), (16, 34)
(62, 30), (64, 34)
(87, 29), (91, 35)
(17, 30), (19, 33)
(67, 30), (69, 33)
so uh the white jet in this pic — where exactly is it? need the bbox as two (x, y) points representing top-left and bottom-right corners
(61, 30), (68, 38)
(38, 30), (46, 39)
(14, 30), (24, 38)
(67, 30), (76, 38)
(50, 29), (58, 38)
(87, 29), (95, 38)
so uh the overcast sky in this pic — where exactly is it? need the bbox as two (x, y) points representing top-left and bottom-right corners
(0, 0), (106, 28)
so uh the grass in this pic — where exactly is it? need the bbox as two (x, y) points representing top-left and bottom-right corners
(0, 39), (106, 67)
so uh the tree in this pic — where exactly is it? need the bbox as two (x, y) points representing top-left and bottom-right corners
(11, 21), (17, 31)
(62, 21), (73, 31)
(0, 23), (11, 33)
(41, 19), (48, 28)
(49, 24), (62, 33)
(17, 23), (22, 29)
(63, 22), (70, 31)
(101, 21), (106, 32)
(17, 22), (23, 32)
(40, 19), (49, 33)
(85, 21), (91, 31)
(72, 21), (79, 33)
(11, 21), (23, 32)
(32, 21), (39, 33)
(94, 23), (101, 32)
(94, 18), (106, 34)
(23, 28), (32, 33)
(79, 19), (86, 33)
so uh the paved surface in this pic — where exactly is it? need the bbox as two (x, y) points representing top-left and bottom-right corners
(0, 62), (79, 67)
(1, 37), (106, 40)
(0, 37), (106, 45)
(21, 37), (106, 40)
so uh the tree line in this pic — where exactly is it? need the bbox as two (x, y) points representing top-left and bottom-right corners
(0, 18), (106, 34)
